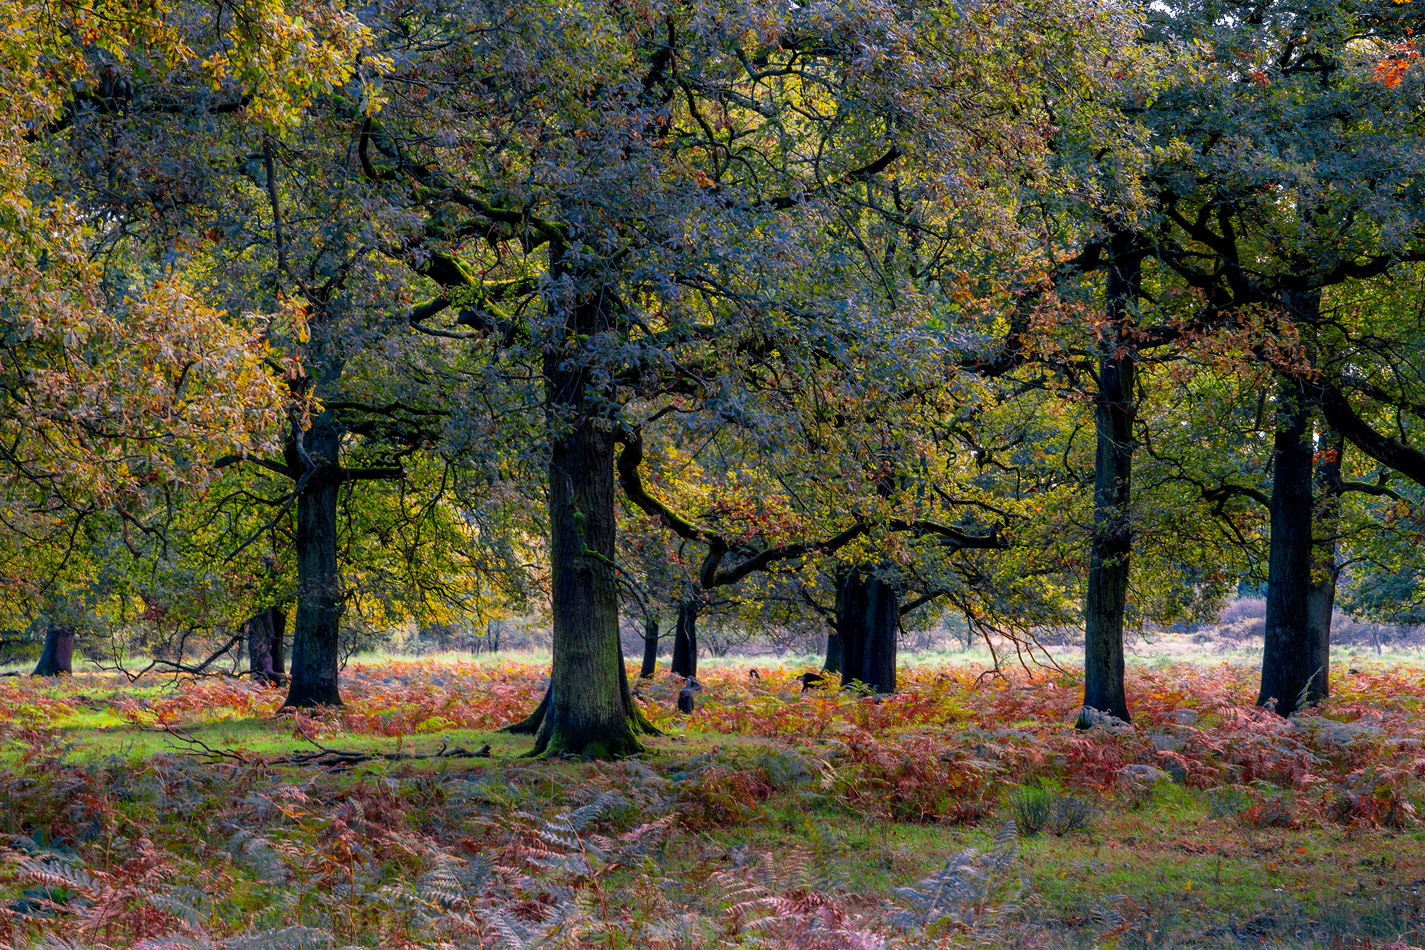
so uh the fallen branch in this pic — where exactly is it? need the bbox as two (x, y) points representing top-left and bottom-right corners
(276, 723), (491, 770)
(162, 724), (491, 771)
(162, 726), (252, 764)
(274, 741), (492, 771)
(102, 629), (249, 683)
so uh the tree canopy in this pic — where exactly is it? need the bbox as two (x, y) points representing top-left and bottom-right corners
(3, 0), (1424, 753)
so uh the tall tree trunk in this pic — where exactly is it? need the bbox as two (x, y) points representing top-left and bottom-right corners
(528, 264), (646, 757)
(534, 405), (636, 755)
(1258, 285), (1327, 716)
(639, 616), (659, 679)
(1304, 567), (1336, 699)
(247, 607), (286, 683)
(1258, 375), (1317, 715)
(862, 576), (899, 693)
(1078, 231), (1141, 728)
(511, 645), (657, 739)
(836, 570), (898, 693)
(283, 415), (345, 707)
(246, 610), (273, 682)
(824, 631), (844, 675)
(671, 600), (698, 678)
(1305, 431), (1343, 702)
(32, 625), (74, 676)
(617, 640), (655, 731)
(270, 606), (286, 676)
(837, 571), (869, 689)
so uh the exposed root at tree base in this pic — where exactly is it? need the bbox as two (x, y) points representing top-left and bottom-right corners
(526, 725), (645, 760)
(629, 706), (661, 737)
(281, 692), (344, 709)
(506, 689), (659, 742)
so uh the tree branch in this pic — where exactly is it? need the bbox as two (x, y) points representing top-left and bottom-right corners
(1318, 382), (1425, 488)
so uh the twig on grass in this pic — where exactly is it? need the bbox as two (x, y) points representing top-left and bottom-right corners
(162, 726), (252, 764)
(161, 724), (491, 771)
(277, 722), (491, 771)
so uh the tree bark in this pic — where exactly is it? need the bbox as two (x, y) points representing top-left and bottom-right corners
(639, 616), (659, 679)
(1305, 431), (1343, 702)
(1304, 565), (1336, 699)
(533, 409), (638, 755)
(823, 631), (844, 676)
(617, 640), (658, 735)
(862, 575), (898, 693)
(838, 571), (868, 690)
(836, 570), (898, 693)
(671, 599), (698, 678)
(528, 263), (644, 757)
(507, 648), (658, 742)
(1078, 231), (1141, 728)
(246, 610), (273, 681)
(283, 415), (345, 707)
(271, 606), (286, 675)
(32, 625), (74, 676)
(246, 606), (286, 683)
(1258, 374), (1317, 715)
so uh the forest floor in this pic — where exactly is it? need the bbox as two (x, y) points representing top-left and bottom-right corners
(1, 659), (1423, 949)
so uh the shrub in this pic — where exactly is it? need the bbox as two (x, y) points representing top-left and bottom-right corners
(1009, 782), (1093, 837)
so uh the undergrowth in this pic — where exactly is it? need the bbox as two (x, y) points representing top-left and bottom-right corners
(0, 661), (1422, 947)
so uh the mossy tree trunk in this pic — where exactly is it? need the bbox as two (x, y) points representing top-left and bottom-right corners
(1259, 288), (1327, 717)
(863, 576), (898, 693)
(1259, 377), (1316, 715)
(533, 402), (636, 755)
(527, 261), (650, 757)
(837, 571), (867, 689)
